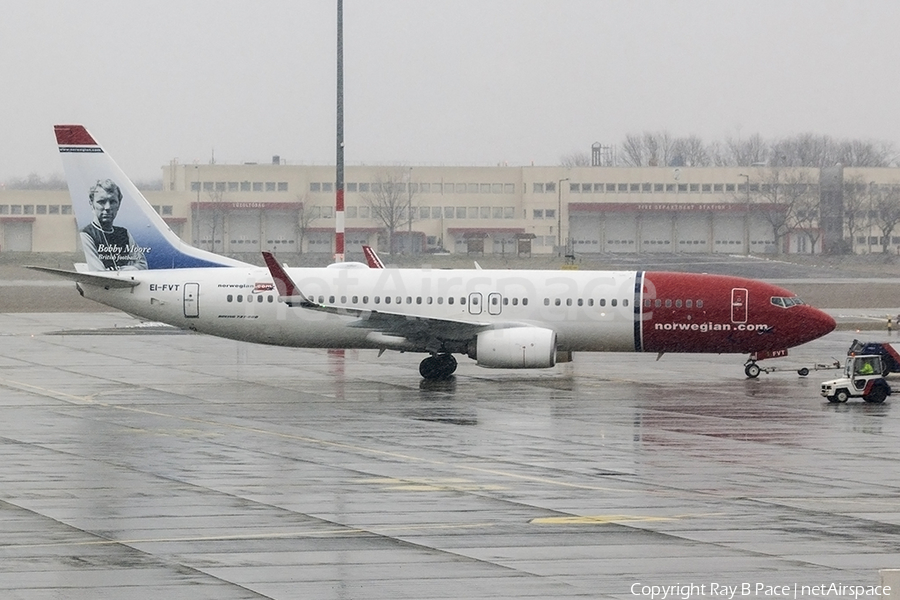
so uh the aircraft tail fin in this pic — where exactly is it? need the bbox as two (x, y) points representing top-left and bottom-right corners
(361, 245), (385, 268)
(55, 125), (250, 271)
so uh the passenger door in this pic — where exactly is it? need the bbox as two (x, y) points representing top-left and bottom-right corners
(731, 288), (748, 323)
(184, 282), (200, 318)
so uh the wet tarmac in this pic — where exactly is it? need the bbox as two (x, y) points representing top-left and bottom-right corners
(1, 312), (899, 599)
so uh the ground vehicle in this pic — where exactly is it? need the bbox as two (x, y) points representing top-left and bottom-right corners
(821, 354), (892, 404)
(848, 339), (900, 376)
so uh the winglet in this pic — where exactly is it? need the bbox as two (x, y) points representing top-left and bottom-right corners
(361, 245), (385, 269)
(262, 252), (312, 306)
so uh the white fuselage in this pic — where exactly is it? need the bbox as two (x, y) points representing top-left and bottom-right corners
(79, 264), (640, 353)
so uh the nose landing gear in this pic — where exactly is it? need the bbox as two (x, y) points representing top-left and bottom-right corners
(419, 353), (457, 380)
(744, 361), (762, 378)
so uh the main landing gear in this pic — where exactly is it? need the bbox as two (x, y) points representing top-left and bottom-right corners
(744, 361), (762, 378)
(419, 353), (457, 380)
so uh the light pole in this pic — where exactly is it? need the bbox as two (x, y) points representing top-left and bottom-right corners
(407, 167), (413, 254)
(738, 173), (750, 256)
(557, 177), (569, 257)
(194, 164), (200, 248)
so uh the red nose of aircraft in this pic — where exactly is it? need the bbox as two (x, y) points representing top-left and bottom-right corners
(793, 305), (837, 346)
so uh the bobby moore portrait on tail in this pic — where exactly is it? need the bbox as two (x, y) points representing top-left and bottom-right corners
(81, 178), (148, 271)
(35, 124), (836, 380)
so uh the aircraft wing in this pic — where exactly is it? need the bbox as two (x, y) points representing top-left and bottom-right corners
(26, 265), (141, 289)
(262, 252), (521, 343)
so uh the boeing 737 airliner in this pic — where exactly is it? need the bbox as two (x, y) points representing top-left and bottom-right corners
(34, 125), (836, 380)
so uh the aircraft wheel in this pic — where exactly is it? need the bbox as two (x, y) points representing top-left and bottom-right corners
(834, 389), (850, 403)
(864, 386), (888, 404)
(419, 354), (457, 380)
(798, 367), (810, 377)
(745, 363), (761, 378)
(436, 353), (457, 378)
(419, 356), (441, 379)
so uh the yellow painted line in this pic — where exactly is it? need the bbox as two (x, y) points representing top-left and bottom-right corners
(0, 376), (94, 404)
(530, 512), (725, 525)
(531, 515), (676, 525)
(0, 522), (496, 551)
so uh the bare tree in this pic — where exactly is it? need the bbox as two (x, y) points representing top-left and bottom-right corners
(792, 193), (824, 254)
(192, 188), (229, 253)
(842, 175), (871, 253)
(559, 151), (591, 167)
(295, 193), (319, 255)
(749, 169), (816, 254)
(361, 169), (419, 254)
(620, 131), (678, 166)
(4, 172), (67, 190)
(670, 136), (711, 167)
(723, 134), (768, 167)
(620, 132), (896, 168)
(870, 183), (900, 254)
(620, 134), (646, 167)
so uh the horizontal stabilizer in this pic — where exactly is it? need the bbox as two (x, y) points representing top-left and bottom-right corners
(26, 265), (141, 288)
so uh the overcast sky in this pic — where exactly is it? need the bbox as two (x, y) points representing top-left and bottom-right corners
(2, 0), (899, 181)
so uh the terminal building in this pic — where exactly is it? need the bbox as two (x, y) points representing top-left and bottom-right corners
(2, 159), (900, 257)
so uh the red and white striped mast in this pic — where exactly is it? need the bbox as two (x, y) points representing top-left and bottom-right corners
(334, 0), (345, 262)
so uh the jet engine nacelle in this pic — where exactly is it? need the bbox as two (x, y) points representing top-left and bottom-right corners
(470, 327), (557, 369)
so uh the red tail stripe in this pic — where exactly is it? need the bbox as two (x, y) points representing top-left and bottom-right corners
(54, 125), (97, 146)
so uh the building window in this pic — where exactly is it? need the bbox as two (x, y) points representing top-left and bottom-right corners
(253, 182), (263, 191)
(310, 182), (321, 192)
(504, 183), (515, 193)
(241, 181), (251, 191)
(630, 183), (640, 192)
(49, 205), (60, 214)
(458, 207), (467, 219)
(533, 183), (544, 193)
(468, 206), (479, 219)
(277, 182), (288, 191)
(162, 205), (173, 215)
(545, 182), (556, 193)
(618, 184), (628, 192)
(322, 182), (333, 192)
(533, 209), (544, 219)
(545, 209), (556, 219)
(36, 205), (47, 214)
(569, 182), (579, 193)
(190, 182), (200, 192)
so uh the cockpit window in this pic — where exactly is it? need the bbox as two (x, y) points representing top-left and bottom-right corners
(770, 296), (805, 308)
